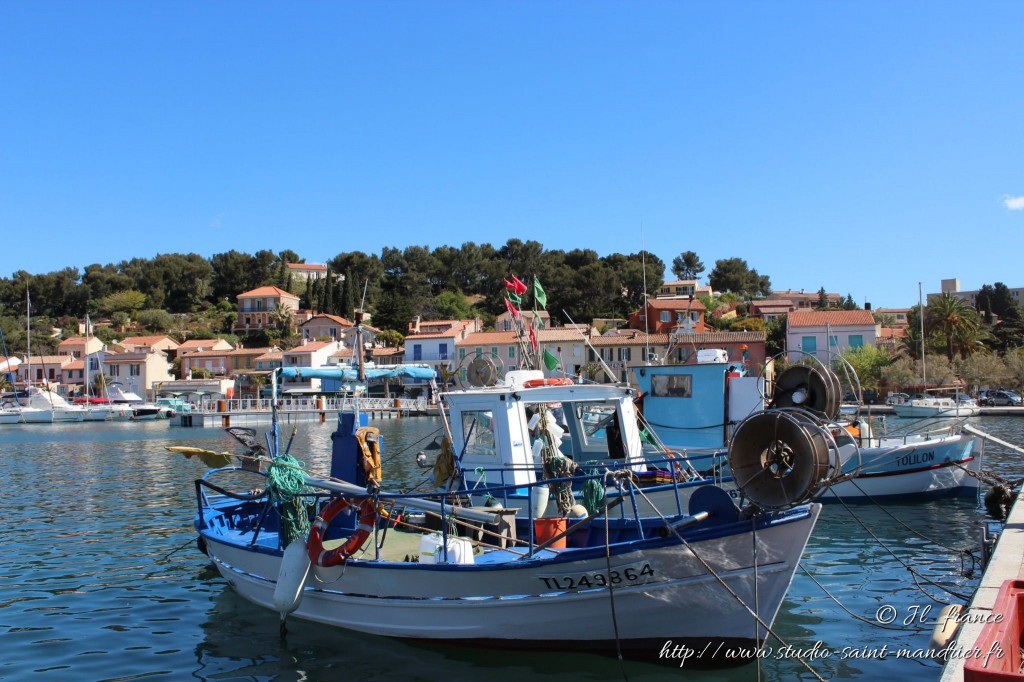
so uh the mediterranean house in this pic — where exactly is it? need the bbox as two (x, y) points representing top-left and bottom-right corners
(873, 308), (910, 328)
(102, 349), (174, 399)
(749, 300), (793, 324)
(13, 355), (74, 388)
(493, 309), (551, 332)
(286, 262), (331, 281)
(279, 340), (344, 394)
(766, 290), (842, 310)
(454, 328), (593, 384)
(57, 335), (105, 359)
(628, 298), (707, 335)
(118, 335), (180, 355)
(657, 279), (713, 299)
(233, 286), (301, 334)
(785, 310), (879, 363)
(403, 318), (483, 382)
(177, 338), (234, 354)
(588, 330), (766, 384)
(301, 314), (354, 342)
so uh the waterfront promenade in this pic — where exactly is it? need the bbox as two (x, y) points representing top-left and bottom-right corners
(173, 395), (433, 427)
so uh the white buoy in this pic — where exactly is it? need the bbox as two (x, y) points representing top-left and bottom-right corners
(273, 540), (312, 616)
(531, 485), (550, 519)
(928, 604), (962, 659)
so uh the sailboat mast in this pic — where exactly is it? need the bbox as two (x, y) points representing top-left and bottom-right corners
(918, 282), (926, 386)
(25, 290), (31, 391)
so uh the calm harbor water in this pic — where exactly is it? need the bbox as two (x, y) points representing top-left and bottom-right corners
(1, 414), (1022, 681)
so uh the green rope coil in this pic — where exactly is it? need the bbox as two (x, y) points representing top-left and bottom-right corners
(267, 453), (311, 546)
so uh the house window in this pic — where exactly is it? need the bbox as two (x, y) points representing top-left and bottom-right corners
(459, 348), (466, 360)
(89, 358), (99, 371)
(491, 347), (498, 358)
(660, 311), (671, 323)
(129, 364), (141, 376)
(438, 343), (448, 360)
(828, 335), (838, 347)
(109, 365), (120, 377)
(255, 300), (263, 311)
(413, 344), (422, 361)
(508, 346), (515, 359)
(849, 335), (864, 349)
(801, 337), (817, 353)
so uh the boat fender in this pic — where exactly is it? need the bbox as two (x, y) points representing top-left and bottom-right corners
(307, 497), (376, 567)
(928, 604), (962, 659)
(273, 539), (311, 616)
(522, 378), (574, 388)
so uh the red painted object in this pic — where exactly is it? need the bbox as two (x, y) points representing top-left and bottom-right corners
(964, 579), (1024, 681)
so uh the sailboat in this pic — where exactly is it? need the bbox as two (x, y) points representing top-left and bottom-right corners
(890, 284), (979, 419)
(75, 317), (132, 421)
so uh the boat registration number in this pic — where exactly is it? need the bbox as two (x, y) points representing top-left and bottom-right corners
(538, 561), (655, 591)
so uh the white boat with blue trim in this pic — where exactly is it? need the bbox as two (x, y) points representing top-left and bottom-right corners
(185, 355), (825, 664)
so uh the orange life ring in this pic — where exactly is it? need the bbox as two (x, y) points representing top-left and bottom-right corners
(522, 378), (574, 388)
(307, 497), (376, 567)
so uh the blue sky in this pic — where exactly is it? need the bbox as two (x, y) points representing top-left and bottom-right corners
(2, 2), (1022, 310)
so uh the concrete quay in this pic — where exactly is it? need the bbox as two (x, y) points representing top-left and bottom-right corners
(939, 480), (1024, 680)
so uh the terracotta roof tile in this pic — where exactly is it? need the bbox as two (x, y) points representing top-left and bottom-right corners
(787, 310), (876, 327)
(237, 286), (299, 299)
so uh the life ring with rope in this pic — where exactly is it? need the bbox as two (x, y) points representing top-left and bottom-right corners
(522, 378), (574, 388)
(307, 496), (376, 567)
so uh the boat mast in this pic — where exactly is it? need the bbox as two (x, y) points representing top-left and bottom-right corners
(918, 282), (926, 387)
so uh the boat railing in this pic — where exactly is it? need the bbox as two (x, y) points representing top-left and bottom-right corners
(196, 464), (688, 559)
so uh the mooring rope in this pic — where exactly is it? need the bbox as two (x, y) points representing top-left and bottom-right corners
(625, 481), (827, 682)
(827, 488), (973, 602)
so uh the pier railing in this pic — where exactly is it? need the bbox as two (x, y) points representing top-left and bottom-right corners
(188, 395), (430, 415)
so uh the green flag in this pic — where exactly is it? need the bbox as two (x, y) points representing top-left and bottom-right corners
(543, 348), (560, 371)
(533, 278), (547, 309)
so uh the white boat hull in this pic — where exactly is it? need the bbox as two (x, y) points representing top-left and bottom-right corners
(891, 403), (980, 419)
(19, 407), (53, 423)
(0, 411), (22, 424)
(202, 505), (820, 653)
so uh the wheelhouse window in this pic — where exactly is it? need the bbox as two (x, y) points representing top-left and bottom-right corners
(651, 373), (692, 398)
(461, 410), (496, 457)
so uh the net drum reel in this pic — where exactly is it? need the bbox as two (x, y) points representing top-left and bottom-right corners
(727, 409), (838, 509)
(769, 363), (842, 421)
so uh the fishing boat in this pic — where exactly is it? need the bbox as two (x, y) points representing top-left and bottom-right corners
(185, 311), (828, 664)
(632, 356), (981, 501)
(24, 386), (87, 422)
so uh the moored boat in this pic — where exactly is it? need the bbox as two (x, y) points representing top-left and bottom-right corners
(632, 357), (981, 500)
(184, 306), (828, 664)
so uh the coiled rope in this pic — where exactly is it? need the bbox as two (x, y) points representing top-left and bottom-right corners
(267, 453), (311, 545)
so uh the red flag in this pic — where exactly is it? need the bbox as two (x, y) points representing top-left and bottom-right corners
(505, 298), (520, 318)
(528, 324), (538, 352)
(511, 275), (527, 296)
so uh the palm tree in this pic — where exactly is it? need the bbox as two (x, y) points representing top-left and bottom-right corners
(926, 293), (978, 362)
(270, 305), (294, 334)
